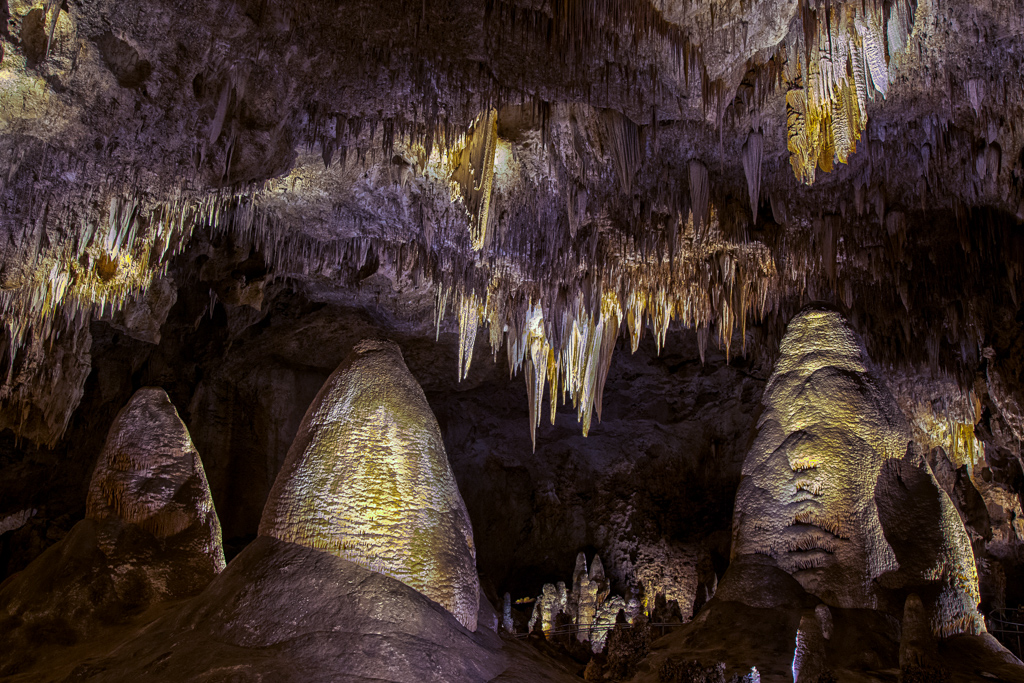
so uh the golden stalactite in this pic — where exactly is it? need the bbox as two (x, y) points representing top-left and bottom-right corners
(785, 0), (916, 185)
(449, 108), (499, 250)
(446, 208), (778, 449)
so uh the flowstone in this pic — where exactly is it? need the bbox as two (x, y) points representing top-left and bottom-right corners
(259, 338), (480, 630)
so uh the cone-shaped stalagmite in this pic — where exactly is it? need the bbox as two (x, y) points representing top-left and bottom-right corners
(0, 387), (224, 670)
(86, 387), (225, 570)
(259, 339), (480, 630)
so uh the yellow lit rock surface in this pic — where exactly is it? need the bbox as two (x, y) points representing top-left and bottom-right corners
(259, 338), (480, 630)
(732, 305), (912, 607)
(732, 305), (984, 636)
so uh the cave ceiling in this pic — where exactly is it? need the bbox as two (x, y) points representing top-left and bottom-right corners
(0, 0), (1023, 445)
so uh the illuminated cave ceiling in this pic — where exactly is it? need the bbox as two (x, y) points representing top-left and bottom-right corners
(1, 0), (1024, 447)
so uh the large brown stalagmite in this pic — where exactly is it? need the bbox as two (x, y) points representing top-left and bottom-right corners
(731, 305), (983, 637)
(259, 338), (480, 630)
(0, 387), (225, 675)
(86, 387), (225, 570)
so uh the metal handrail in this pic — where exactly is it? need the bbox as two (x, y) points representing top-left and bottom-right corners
(987, 608), (1024, 659)
(509, 621), (685, 640)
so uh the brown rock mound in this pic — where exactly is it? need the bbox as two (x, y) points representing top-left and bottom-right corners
(0, 387), (224, 677)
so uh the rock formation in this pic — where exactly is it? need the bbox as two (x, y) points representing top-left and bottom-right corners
(731, 305), (911, 609)
(86, 387), (225, 569)
(258, 338), (480, 630)
(629, 306), (1022, 682)
(0, 387), (224, 676)
(1, 0), (1024, 675)
(521, 551), (641, 653)
(731, 305), (985, 639)
(1, 534), (579, 683)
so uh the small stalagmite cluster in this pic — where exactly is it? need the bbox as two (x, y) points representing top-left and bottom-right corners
(521, 552), (641, 652)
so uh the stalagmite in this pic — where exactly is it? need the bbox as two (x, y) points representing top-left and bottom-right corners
(732, 306), (907, 607)
(791, 611), (827, 683)
(0, 387), (225, 663)
(502, 592), (514, 632)
(733, 305), (986, 635)
(259, 339), (480, 631)
(899, 594), (932, 668)
(87, 386), (225, 571)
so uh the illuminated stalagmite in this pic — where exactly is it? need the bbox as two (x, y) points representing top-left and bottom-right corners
(732, 306), (983, 635)
(0, 387), (224, 669)
(732, 305), (908, 606)
(86, 387), (225, 570)
(259, 339), (480, 630)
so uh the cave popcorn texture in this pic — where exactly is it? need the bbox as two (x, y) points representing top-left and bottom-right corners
(259, 338), (480, 630)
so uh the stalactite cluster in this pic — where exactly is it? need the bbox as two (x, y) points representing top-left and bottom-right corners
(785, 0), (918, 184)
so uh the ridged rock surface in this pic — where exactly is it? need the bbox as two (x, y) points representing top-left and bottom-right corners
(628, 308), (1018, 683)
(87, 387), (225, 568)
(732, 306), (984, 635)
(732, 305), (913, 608)
(259, 338), (479, 630)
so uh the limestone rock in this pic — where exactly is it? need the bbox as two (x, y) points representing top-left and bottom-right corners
(502, 592), (514, 632)
(0, 322), (92, 448)
(631, 305), (1015, 683)
(592, 594), (627, 651)
(574, 552), (604, 642)
(258, 338), (479, 630)
(108, 276), (178, 345)
(874, 443), (985, 637)
(533, 581), (568, 635)
(2, 536), (579, 683)
(732, 305), (913, 608)
(0, 387), (224, 675)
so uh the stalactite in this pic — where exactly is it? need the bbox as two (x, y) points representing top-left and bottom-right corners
(689, 161), (709, 235)
(603, 110), (641, 196)
(785, 0), (917, 184)
(450, 109), (499, 250)
(742, 131), (764, 220)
